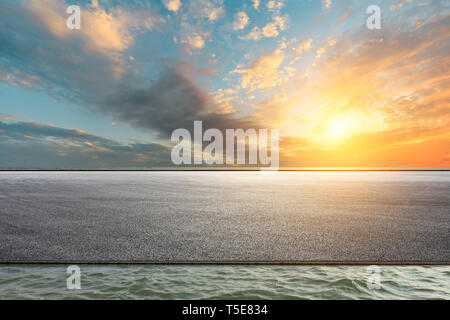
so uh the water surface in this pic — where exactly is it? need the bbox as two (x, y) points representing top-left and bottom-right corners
(0, 265), (448, 300)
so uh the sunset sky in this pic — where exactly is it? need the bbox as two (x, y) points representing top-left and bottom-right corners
(0, 0), (449, 168)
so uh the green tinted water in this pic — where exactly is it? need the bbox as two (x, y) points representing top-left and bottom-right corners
(0, 265), (448, 299)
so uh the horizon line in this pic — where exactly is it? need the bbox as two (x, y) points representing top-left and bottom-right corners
(1, 167), (450, 172)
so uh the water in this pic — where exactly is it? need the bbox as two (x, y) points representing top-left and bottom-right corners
(0, 265), (448, 299)
(1, 171), (449, 262)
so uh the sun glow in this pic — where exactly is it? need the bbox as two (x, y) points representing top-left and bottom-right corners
(327, 119), (350, 140)
(330, 121), (346, 136)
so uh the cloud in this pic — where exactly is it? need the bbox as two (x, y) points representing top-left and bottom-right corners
(305, 13), (450, 125)
(233, 11), (249, 30)
(280, 127), (450, 167)
(0, 121), (116, 146)
(322, 0), (332, 9)
(100, 63), (258, 138)
(263, 16), (287, 37)
(163, 0), (182, 13)
(295, 38), (313, 57)
(175, 1), (227, 53)
(337, 11), (351, 22)
(391, 3), (404, 12)
(241, 26), (262, 40)
(1, 0), (449, 168)
(242, 15), (287, 40)
(187, 34), (205, 48)
(206, 7), (224, 21)
(0, 120), (172, 168)
(0, 0), (164, 103)
(0, 114), (20, 121)
(233, 49), (286, 91)
(315, 47), (326, 58)
(252, 0), (260, 10)
(0, 1), (255, 139)
(259, 10), (450, 166)
(189, 0), (225, 21)
(177, 24), (210, 53)
(197, 67), (218, 75)
(27, 0), (162, 53)
(266, 1), (283, 10)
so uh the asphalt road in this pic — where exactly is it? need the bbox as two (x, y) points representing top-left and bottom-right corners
(0, 171), (449, 263)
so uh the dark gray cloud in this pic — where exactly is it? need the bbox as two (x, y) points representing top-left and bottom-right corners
(101, 65), (258, 138)
(0, 121), (172, 168)
(0, 121), (114, 145)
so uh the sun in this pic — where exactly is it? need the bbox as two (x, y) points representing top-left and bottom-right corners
(325, 117), (353, 142)
(329, 120), (348, 138)
(330, 121), (346, 136)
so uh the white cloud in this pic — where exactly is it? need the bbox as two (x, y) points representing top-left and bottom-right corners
(391, 2), (404, 11)
(242, 26), (262, 40)
(188, 34), (205, 48)
(207, 6), (224, 21)
(295, 38), (313, 57)
(163, 0), (182, 13)
(322, 0), (332, 9)
(267, 1), (283, 10)
(242, 15), (287, 40)
(233, 49), (286, 91)
(233, 11), (249, 30)
(26, 0), (162, 53)
(316, 47), (326, 58)
(186, 0), (225, 22)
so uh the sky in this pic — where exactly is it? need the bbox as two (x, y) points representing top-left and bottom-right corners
(0, 0), (449, 168)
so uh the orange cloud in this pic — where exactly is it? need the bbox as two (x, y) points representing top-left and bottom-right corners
(242, 15), (287, 40)
(26, 0), (162, 53)
(83, 141), (112, 152)
(163, 0), (182, 13)
(295, 38), (313, 57)
(255, 14), (450, 167)
(233, 11), (250, 30)
(233, 49), (286, 91)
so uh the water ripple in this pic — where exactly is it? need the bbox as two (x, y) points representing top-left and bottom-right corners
(0, 266), (449, 300)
